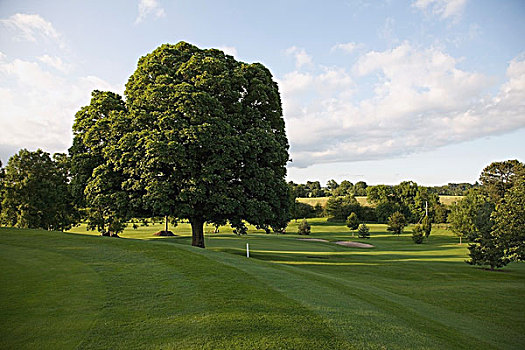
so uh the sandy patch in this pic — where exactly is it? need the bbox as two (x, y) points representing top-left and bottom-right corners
(297, 238), (329, 242)
(335, 241), (374, 248)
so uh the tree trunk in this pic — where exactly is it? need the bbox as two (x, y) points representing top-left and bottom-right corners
(165, 215), (169, 233)
(191, 218), (205, 248)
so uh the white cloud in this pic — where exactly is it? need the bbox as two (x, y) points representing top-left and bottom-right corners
(217, 46), (238, 57)
(135, 0), (166, 24)
(37, 55), (72, 73)
(331, 42), (361, 54)
(0, 54), (120, 161)
(285, 46), (313, 69)
(0, 13), (64, 47)
(282, 44), (525, 168)
(412, 0), (467, 21)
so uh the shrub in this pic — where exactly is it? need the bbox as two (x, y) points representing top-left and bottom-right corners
(412, 225), (424, 244)
(357, 223), (370, 239)
(297, 219), (311, 235)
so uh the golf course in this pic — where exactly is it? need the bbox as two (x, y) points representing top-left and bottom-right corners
(1, 219), (523, 349)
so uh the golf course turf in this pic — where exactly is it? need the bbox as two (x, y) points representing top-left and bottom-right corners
(1, 219), (524, 349)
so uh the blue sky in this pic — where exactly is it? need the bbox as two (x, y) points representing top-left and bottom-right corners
(1, 0), (524, 185)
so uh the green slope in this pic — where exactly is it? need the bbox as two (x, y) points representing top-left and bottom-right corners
(0, 228), (350, 349)
(2, 221), (525, 349)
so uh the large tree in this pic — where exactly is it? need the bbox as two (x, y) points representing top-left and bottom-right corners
(492, 179), (525, 262)
(0, 149), (76, 231)
(111, 42), (290, 247)
(479, 160), (525, 202)
(69, 90), (130, 235)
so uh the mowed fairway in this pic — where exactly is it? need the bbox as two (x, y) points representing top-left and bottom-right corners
(1, 219), (524, 349)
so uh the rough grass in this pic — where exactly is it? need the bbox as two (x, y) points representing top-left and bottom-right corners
(2, 219), (524, 349)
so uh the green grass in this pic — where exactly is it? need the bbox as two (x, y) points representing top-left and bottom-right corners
(2, 219), (524, 349)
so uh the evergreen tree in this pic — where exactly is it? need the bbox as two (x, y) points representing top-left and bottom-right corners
(357, 223), (370, 239)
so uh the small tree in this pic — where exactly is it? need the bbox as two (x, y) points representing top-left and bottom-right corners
(357, 223), (370, 239)
(297, 219), (311, 235)
(422, 215), (432, 240)
(346, 212), (359, 232)
(387, 211), (407, 236)
(412, 225), (424, 244)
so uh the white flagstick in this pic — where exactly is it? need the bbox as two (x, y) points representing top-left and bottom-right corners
(246, 243), (250, 258)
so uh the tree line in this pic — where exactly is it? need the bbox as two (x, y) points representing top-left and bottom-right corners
(288, 179), (477, 198)
(290, 180), (449, 224)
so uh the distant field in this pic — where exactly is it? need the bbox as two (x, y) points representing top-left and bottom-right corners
(297, 195), (463, 207)
(2, 219), (524, 349)
(438, 195), (463, 206)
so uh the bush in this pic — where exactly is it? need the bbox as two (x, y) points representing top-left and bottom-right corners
(357, 223), (370, 239)
(412, 225), (424, 244)
(297, 219), (311, 235)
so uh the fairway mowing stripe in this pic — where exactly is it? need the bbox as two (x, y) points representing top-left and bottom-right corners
(279, 263), (512, 349)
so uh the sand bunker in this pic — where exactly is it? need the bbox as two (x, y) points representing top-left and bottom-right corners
(335, 241), (374, 248)
(297, 238), (329, 242)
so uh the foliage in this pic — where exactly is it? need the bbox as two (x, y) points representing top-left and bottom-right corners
(326, 179), (338, 192)
(412, 225), (424, 244)
(387, 211), (407, 236)
(479, 159), (525, 202)
(421, 215), (432, 239)
(353, 181), (368, 196)
(448, 189), (494, 245)
(492, 179), (525, 262)
(291, 201), (317, 220)
(431, 182), (477, 196)
(367, 181), (439, 223)
(73, 42), (290, 246)
(324, 195), (360, 221)
(0, 161), (4, 214)
(332, 180), (353, 196)
(448, 188), (508, 269)
(374, 201), (403, 223)
(432, 203), (449, 223)
(297, 219), (311, 235)
(69, 90), (129, 235)
(346, 212), (359, 231)
(357, 223), (370, 239)
(0, 149), (77, 231)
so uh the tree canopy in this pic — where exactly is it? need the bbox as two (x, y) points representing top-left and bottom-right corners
(479, 159), (525, 202)
(71, 42), (290, 247)
(0, 149), (77, 231)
